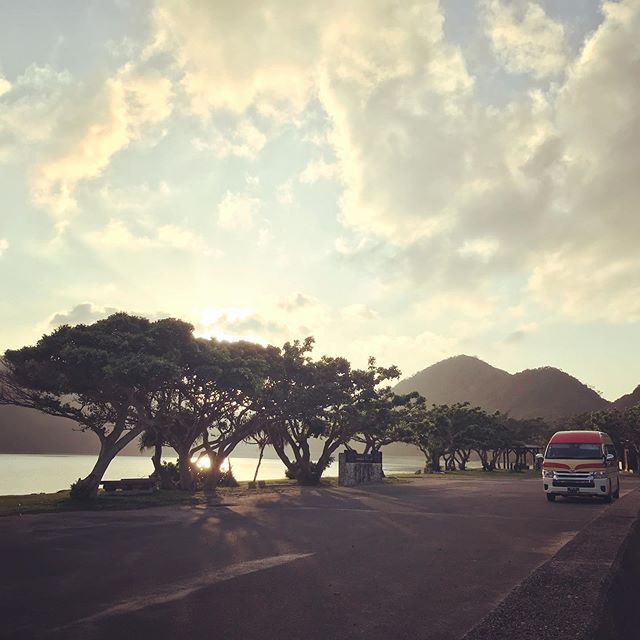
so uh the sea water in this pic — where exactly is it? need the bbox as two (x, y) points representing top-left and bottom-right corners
(0, 453), (428, 496)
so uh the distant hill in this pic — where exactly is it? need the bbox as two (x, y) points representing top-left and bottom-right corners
(612, 385), (640, 410)
(395, 355), (612, 420)
(0, 406), (142, 455)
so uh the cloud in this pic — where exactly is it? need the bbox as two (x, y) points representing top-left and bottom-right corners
(458, 237), (500, 262)
(278, 293), (317, 312)
(149, 1), (321, 118)
(31, 64), (173, 221)
(6, 0), (636, 335)
(483, 0), (569, 79)
(48, 303), (119, 328)
(47, 303), (172, 329)
(0, 73), (11, 97)
(0, 238), (8, 256)
(83, 219), (209, 253)
(217, 191), (261, 230)
(342, 304), (378, 321)
(216, 313), (286, 336)
(504, 322), (539, 344)
(193, 119), (267, 159)
(524, 1), (640, 321)
(0, 65), (74, 162)
(299, 158), (338, 184)
(197, 309), (287, 343)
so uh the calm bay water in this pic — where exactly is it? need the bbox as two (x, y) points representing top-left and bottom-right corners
(0, 453), (427, 496)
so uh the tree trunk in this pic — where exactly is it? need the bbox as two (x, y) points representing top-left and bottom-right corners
(152, 442), (163, 477)
(253, 444), (265, 484)
(151, 443), (174, 490)
(71, 430), (137, 499)
(204, 451), (224, 491)
(177, 450), (194, 490)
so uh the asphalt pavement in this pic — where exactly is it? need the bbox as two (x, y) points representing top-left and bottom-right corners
(1, 477), (629, 640)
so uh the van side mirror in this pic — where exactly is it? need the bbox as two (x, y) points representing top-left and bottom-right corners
(535, 453), (544, 461)
(605, 453), (615, 462)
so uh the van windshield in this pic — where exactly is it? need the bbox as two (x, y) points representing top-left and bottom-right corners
(545, 443), (602, 459)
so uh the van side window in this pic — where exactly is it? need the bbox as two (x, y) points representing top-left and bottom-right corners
(605, 444), (617, 459)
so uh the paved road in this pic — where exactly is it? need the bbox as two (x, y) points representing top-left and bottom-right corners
(1, 477), (632, 640)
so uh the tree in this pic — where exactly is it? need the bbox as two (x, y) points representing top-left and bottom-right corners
(0, 314), (195, 498)
(401, 402), (451, 473)
(142, 338), (273, 490)
(353, 389), (422, 454)
(264, 339), (400, 485)
(245, 428), (272, 484)
(569, 405), (640, 471)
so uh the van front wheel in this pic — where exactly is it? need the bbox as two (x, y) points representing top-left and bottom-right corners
(546, 494), (556, 502)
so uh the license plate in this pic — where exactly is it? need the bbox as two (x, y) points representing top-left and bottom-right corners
(567, 487), (579, 494)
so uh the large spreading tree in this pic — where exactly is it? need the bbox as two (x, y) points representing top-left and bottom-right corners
(263, 338), (400, 485)
(0, 313), (195, 498)
(141, 338), (274, 490)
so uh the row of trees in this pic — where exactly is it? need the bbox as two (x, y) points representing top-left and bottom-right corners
(2, 313), (639, 498)
(568, 406), (640, 469)
(0, 314), (405, 497)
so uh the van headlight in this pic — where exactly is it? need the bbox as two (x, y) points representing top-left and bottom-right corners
(592, 471), (607, 479)
(543, 470), (554, 478)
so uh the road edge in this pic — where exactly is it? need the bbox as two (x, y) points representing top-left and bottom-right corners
(462, 487), (640, 640)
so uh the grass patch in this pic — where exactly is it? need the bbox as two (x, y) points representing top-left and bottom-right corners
(0, 489), (206, 517)
(389, 468), (540, 481)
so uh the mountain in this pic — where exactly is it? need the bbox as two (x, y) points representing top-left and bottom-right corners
(395, 355), (611, 420)
(613, 385), (640, 410)
(395, 355), (512, 409)
(0, 406), (141, 455)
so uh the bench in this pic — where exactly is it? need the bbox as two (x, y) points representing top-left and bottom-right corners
(100, 478), (158, 495)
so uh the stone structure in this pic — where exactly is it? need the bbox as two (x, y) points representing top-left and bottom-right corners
(338, 451), (383, 487)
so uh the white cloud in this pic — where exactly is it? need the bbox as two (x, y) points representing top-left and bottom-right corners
(48, 303), (119, 328)
(278, 292), (317, 312)
(31, 64), (173, 222)
(197, 308), (286, 343)
(342, 303), (378, 321)
(483, 0), (569, 79)
(0, 65), (74, 160)
(149, 1), (321, 118)
(458, 237), (499, 262)
(193, 119), (267, 160)
(217, 191), (261, 230)
(524, 1), (640, 321)
(299, 157), (338, 184)
(528, 251), (640, 323)
(83, 219), (208, 253)
(0, 238), (8, 256)
(0, 74), (11, 98)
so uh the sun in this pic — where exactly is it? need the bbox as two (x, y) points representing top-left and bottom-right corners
(193, 456), (229, 472)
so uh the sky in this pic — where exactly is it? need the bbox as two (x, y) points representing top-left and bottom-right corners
(0, 0), (639, 400)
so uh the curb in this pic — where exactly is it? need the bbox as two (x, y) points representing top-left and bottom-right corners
(462, 487), (640, 640)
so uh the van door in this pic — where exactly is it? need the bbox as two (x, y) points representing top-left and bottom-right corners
(604, 443), (620, 495)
